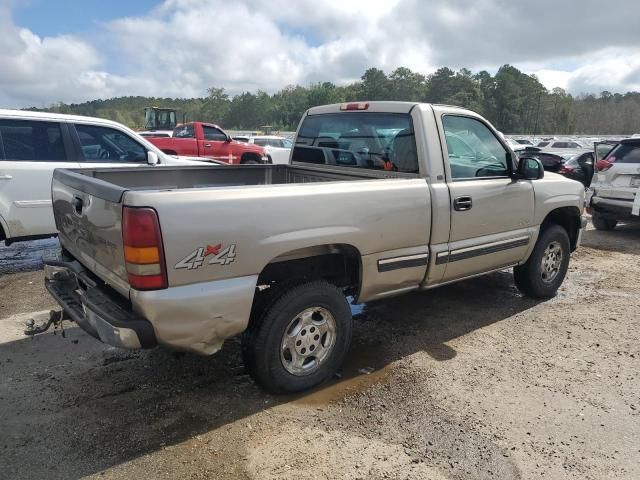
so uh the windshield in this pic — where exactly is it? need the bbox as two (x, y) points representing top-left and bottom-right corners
(293, 113), (418, 173)
(254, 138), (285, 148)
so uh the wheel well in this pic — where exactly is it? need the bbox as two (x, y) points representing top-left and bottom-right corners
(542, 207), (581, 251)
(257, 244), (361, 296)
(241, 152), (262, 164)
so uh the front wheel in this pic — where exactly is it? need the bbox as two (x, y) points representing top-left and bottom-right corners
(514, 225), (570, 298)
(242, 280), (353, 393)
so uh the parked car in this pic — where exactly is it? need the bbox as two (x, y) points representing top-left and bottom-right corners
(0, 109), (206, 245)
(538, 140), (587, 149)
(148, 122), (269, 164)
(232, 135), (293, 164)
(41, 101), (586, 393)
(523, 148), (595, 187)
(514, 139), (533, 145)
(588, 138), (640, 229)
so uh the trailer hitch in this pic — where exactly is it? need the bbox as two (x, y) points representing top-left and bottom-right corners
(24, 310), (70, 337)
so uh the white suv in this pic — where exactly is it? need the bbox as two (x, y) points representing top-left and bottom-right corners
(588, 138), (640, 230)
(0, 109), (202, 245)
(232, 135), (293, 164)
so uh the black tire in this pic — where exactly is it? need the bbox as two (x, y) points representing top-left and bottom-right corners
(591, 211), (617, 231)
(514, 224), (571, 298)
(242, 280), (352, 394)
(241, 156), (261, 165)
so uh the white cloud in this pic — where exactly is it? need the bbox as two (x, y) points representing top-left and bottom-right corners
(1, 0), (640, 108)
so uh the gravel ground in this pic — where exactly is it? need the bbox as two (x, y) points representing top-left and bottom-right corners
(0, 221), (639, 479)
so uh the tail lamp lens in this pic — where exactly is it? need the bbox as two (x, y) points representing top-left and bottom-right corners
(595, 160), (613, 172)
(122, 207), (167, 290)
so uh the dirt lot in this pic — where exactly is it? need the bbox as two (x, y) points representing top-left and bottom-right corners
(1, 222), (639, 480)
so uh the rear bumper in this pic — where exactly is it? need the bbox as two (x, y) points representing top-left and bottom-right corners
(44, 250), (258, 355)
(591, 196), (640, 221)
(43, 252), (156, 349)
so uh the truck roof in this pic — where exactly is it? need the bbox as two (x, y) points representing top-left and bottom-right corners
(305, 101), (474, 116)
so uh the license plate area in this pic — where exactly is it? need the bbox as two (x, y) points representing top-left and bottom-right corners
(631, 175), (640, 187)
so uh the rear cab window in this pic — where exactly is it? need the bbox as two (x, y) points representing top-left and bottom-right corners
(292, 113), (418, 173)
(173, 124), (195, 138)
(0, 119), (68, 161)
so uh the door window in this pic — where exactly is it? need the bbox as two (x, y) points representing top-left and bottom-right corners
(75, 124), (147, 163)
(0, 119), (67, 161)
(202, 126), (227, 141)
(442, 115), (510, 180)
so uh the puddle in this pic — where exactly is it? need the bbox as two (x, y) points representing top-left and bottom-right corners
(295, 365), (392, 407)
(293, 322), (392, 407)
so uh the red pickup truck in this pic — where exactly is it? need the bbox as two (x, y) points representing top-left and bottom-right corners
(147, 122), (269, 164)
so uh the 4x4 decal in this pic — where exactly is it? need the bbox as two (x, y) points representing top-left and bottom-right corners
(175, 244), (237, 270)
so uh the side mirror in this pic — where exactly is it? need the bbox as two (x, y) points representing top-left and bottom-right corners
(516, 157), (544, 180)
(225, 135), (232, 143)
(147, 151), (159, 165)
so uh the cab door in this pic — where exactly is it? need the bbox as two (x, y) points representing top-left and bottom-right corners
(434, 111), (535, 282)
(200, 125), (235, 162)
(0, 118), (80, 239)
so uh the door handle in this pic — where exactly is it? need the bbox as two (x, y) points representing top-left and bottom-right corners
(204, 143), (212, 148)
(0, 174), (13, 180)
(453, 196), (473, 211)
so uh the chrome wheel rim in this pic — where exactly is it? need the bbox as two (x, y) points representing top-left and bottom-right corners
(541, 241), (563, 283)
(280, 307), (336, 376)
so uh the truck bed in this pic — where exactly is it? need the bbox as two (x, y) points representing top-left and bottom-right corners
(54, 164), (403, 203)
(51, 162), (428, 299)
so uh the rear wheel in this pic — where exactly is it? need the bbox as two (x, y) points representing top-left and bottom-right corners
(242, 280), (352, 393)
(591, 211), (617, 231)
(514, 225), (570, 298)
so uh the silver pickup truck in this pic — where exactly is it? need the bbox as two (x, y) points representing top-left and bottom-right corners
(43, 102), (586, 393)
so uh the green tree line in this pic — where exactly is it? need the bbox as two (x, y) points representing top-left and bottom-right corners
(30, 64), (640, 135)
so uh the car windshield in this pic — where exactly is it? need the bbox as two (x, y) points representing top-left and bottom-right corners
(254, 138), (285, 148)
(293, 112), (418, 173)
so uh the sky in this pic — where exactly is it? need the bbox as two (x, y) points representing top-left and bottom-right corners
(2, 0), (640, 108)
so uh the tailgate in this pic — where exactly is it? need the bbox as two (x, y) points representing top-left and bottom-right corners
(605, 164), (640, 200)
(52, 169), (130, 296)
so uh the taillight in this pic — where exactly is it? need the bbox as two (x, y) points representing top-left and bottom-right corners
(340, 102), (369, 111)
(596, 160), (613, 172)
(122, 207), (167, 290)
(559, 165), (574, 174)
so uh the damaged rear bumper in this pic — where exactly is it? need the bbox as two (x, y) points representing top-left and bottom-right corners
(43, 250), (259, 355)
(43, 252), (157, 349)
